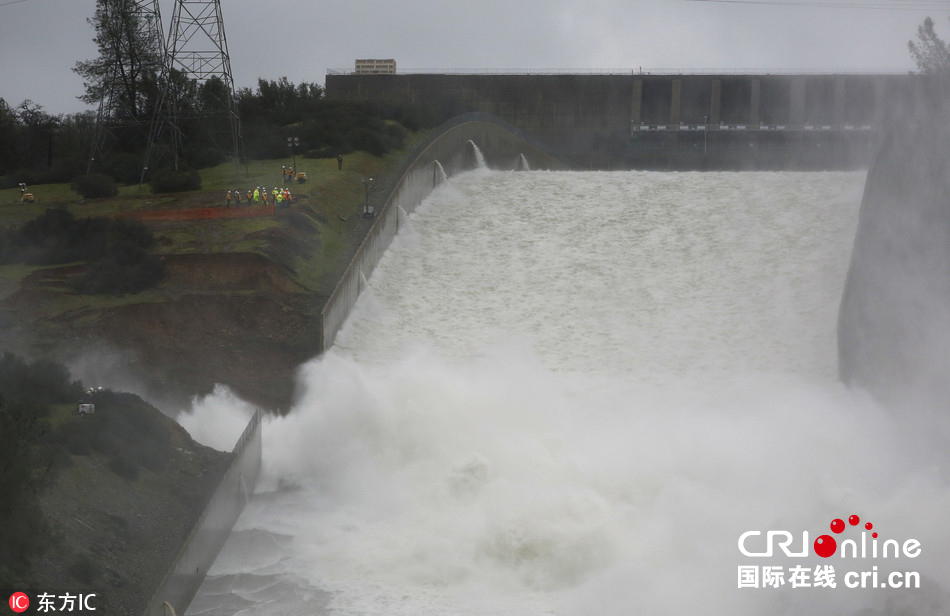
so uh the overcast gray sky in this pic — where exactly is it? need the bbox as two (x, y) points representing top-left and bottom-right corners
(1, 0), (947, 116)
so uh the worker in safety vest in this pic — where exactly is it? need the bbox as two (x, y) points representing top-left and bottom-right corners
(253, 187), (260, 203)
(235, 190), (242, 206)
(225, 190), (231, 207)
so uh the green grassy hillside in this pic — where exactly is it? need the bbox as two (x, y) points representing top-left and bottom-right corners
(0, 147), (411, 409)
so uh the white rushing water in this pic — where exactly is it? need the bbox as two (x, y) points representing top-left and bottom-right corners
(182, 170), (950, 616)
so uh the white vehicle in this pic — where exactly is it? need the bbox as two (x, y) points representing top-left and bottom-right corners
(77, 403), (95, 417)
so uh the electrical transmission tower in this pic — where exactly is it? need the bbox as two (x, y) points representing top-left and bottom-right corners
(86, 0), (165, 174)
(142, 0), (244, 182)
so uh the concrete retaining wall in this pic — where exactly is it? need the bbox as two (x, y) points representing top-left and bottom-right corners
(321, 112), (566, 351)
(143, 409), (263, 616)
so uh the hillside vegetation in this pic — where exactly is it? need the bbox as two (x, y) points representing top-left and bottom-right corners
(0, 352), (230, 615)
(0, 134), (417, 612)
(0, 143), (413, 409)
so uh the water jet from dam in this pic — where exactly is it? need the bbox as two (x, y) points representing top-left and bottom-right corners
(467, 139), (487, 168)
(434, 160), (449, 185)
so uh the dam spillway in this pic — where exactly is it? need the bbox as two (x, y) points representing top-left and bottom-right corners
(186, 169), (950, 615)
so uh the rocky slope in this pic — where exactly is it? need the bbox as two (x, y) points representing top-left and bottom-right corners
(30, 391), (231, 616)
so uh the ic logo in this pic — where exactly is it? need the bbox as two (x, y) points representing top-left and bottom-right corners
(9, 592), (29, 613)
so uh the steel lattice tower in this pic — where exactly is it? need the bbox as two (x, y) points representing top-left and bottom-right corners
(86, 0), (166, 174)
(142, 0), (244, 180)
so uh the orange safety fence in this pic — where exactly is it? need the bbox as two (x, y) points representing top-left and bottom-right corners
(117, 205), (282, 222)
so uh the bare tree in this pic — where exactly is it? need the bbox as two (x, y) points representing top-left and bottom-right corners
(73, 0), (163, 122)
(908, 17), (950, 74)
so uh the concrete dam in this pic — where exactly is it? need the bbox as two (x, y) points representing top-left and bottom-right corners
(326, 71), (932, 169)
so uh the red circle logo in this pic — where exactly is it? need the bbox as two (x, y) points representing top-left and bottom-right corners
(814, 534), (837, 558)
(9, 592), (29, 613)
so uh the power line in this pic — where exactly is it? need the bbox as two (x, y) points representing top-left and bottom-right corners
(0, 0), (32, 7)
(685, 0), (950, 10)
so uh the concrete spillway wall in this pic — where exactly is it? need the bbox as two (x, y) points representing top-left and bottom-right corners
(320, 112), (566, 351)
(143, 409), (263, 616)
(327, 72), (924, 169)
(838, 76), (950, 412)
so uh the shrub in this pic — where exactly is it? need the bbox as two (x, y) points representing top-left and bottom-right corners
(69, 249), (164, 295)
(2, 209), (164, 294)
(345, 127), (387, 157)
(185, 146), (226, 169)
(0, 352), (82, 408)
(15, 208), (78, 264)
(100, 152), (144, 185)
(42, 156), (87, 185)
(304, 147), (337, 160)
(242, 125), (287, 159)
(148, 169), (201, 193)
(70, 173), (118, 199)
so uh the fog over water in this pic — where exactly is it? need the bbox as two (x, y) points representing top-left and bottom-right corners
(181, 169), (950, 615)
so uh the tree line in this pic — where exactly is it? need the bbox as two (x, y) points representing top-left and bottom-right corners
(2, 1), (947, 194)
(1, 0), (446, 193)
(0, 77), (439, 192)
